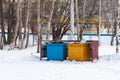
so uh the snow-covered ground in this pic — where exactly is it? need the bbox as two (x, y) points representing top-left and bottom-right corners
(0, 35), (120, 80)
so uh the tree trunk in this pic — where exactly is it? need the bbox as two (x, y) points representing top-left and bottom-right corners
(116, 0), (120, 53)
(7, 0), (15, 44)
(37, 0), (41, 53)
(70, 0), (75, 40)
(11, 0), (22, 49)
(111, 22), (117, 46)
(46, 0), (55, 40)
(25, 25), (30, 48)
(22, 0), (30, 48)
(18, 0), (22, 49)
(0, 0), (6, 44)
(75, 0), (80, 41)
(80, 0), (86, 42)
(7, 0), (12, 44)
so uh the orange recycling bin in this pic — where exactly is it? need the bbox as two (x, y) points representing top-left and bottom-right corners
(68, 43), (90, 61)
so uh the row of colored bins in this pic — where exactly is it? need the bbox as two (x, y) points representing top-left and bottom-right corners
(46, 43), (91, 61)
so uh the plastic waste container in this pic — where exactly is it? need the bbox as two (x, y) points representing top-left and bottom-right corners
(68, 43), (90, 61)
(46, 43), (67, 61)
(41, 44), (47, 57)
(86, 40), (98, 62)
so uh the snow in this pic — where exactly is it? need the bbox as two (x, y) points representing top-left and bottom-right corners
(0, 35), (120, 80)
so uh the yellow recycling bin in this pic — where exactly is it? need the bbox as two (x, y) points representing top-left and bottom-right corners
(68, 43), (90, 61)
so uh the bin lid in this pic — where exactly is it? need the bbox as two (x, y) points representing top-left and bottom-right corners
(68, 43), (90, 47)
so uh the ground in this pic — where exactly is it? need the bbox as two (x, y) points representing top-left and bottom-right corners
(0, 35), (120, 80)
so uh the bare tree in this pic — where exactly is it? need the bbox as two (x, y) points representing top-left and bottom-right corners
(80, 0), (87, 42)
(75, 0), (80, 41)
(0, 0), (6, 44)
(37, 0), (41, 53)
(51, 0), (70, 42)
(22, 0), (30, 48)
(46, 0), (55, 40)
(7, 0), (16, 44)
(115, 0), (120, 53)
(10, 0), (22, 49)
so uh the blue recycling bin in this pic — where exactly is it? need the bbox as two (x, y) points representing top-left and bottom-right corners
(46, 43), (67, 61)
